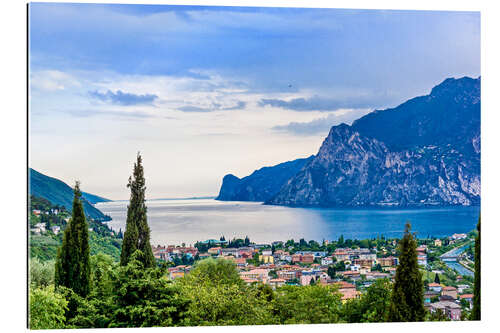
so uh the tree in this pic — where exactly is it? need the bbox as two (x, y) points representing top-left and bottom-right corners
(55, 182), (91, 297)
(387, 222), (425, 322)
(434, 273), (440, 285)
(29, 286), (68, 329)
(30, 258), (55, 288)
(120, 153), (155, 267)
(471, 217), (480, 320)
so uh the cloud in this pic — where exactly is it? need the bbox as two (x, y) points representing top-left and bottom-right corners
(259, 96), (377, 112)
(272, 109), (371, 136)
(88, 89), (158, 106)
(177, 101), (246, 112)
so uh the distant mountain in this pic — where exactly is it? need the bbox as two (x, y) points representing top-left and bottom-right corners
(216, 156), (314, 202)
(267, 76), (480, 207)
(29, 168), (112, 221)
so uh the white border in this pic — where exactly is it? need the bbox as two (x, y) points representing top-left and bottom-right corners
(2, 1), (499, 332)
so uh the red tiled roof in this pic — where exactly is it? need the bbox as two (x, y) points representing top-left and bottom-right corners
(442, 286), (457, 291)
(460, 294), (474, 299)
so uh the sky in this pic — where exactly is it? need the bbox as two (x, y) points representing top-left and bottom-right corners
(28, 3), (480, 200)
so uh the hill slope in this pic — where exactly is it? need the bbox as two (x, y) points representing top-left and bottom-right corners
(29, 168), (111, 221)
(216, 156), (314, 202)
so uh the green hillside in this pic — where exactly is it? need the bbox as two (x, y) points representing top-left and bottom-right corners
(29, 168), (111, 221)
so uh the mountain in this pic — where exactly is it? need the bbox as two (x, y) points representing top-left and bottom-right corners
(216, 156), (314, 202)
(266, 76), (480, 208)
(29, 168), (112, 221)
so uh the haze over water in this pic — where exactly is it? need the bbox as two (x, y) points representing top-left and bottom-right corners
(96, 199), (480, 246)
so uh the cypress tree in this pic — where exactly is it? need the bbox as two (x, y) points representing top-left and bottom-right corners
(388, 222), (425, 322)
(434, 273), (440, 285)
(54, 181), (90, 297)
(471, 217), (480, 320)
(120, 153), (155, 267)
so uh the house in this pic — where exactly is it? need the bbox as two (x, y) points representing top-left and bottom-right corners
(321, 257), (333, 266)
(277, 270), (299, 281)
(428, 282), (442, 293)
(341, 270), (361, 281)
(240, 269), (269, 283)
(221, 248), (240, 257)
(441, 286), (458, 299)
(459, 294), (474, 308)
(364, 271), (389, 280)
(424, 291), (439, 303)
(358, 253), (377, 261)
(232, 257), (248, 267)
(295, 251), (327, 258)
(300, 275), (315, 286)
(207, 247), (222, 255)
(434, 239), (443, 247)
(259, 254), (274, 264)
(335, 281), (360, 302)
(333, 249), (350, 262)
(169, 270), (185, 279)
(301, 254), (314, 264)
(457, 284), (470, 294)
(269, 278), (286, 289)
(430, 301), (461, 321)
(451, 233), (467, 241)
(32, 209), (41, 216)
(417, 255), (427, 266)
(291, 254), (302, 263)
(378, 256), (397, 267)
(262, 250), (272, 256)
(34, 222), (46, 232)
(353, 259), (375, 268)
(51, 225), (61, 235)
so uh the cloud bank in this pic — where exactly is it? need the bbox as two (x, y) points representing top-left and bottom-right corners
(89, 89), (158, 106)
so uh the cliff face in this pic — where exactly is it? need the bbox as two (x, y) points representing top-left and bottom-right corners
(267, 77), (480, 208)
(216, 156), (314, 202)
(266, 126), (480, 207)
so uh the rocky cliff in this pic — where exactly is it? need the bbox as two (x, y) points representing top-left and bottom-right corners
(266, 76), (480, 207)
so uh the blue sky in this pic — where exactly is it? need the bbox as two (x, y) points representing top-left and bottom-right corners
(29, 3), (480, 199)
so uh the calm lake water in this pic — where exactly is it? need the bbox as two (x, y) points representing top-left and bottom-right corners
(96, 199), (480, 246)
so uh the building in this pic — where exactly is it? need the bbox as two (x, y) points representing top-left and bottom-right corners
(434, 239), (443, 247)
(378, 256), (398, 267)
(240, 269), (269, 284)
(335, 281), (361, 303)
(459, 294), (474, 308)
(269, 278), (286, 289)
(259, 254), (274, 264)
(207, 247), (222, 255)
(321, 257), (333, 266)
(451, 233), (467, 241)
(424, 291), (439, 303)
(441, 286), (458, 299)
(221, 248), (240, 257)
(428, 282), (443, 293)
(34, 222), (46, 233)
(430, 301), (461, 321)
(32, 209), (41, 216)
(333, 249), (350, 262)
(51, 225), (61, 235)
(417, 255), (428, 266)
(301, 254), (314, 264)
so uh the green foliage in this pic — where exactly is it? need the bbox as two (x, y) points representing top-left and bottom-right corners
(120, 153), (155, 267)
(273, 285), (342, 324)
(29, 286), (68, 329)
(30, 234), (61, 261)
(55, 182), (91, 297)
(341, 278), (392, 323)
(30, 258), (55, 288)
(70, 250), (189, 328)
(388, 222), (425, 322)
(471, 217), (480, 320)
(181, 258), (243, 287)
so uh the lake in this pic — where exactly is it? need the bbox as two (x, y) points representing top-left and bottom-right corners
(96, 199), (480, 246)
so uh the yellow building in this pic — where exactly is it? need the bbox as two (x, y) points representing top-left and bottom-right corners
(434, 239), (442, 247)
(259, 255), (274, 264)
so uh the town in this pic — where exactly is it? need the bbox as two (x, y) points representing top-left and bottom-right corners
(153, 232), (476, 321)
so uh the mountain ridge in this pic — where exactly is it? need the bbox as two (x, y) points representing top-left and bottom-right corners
(29, 168), (112, 221)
